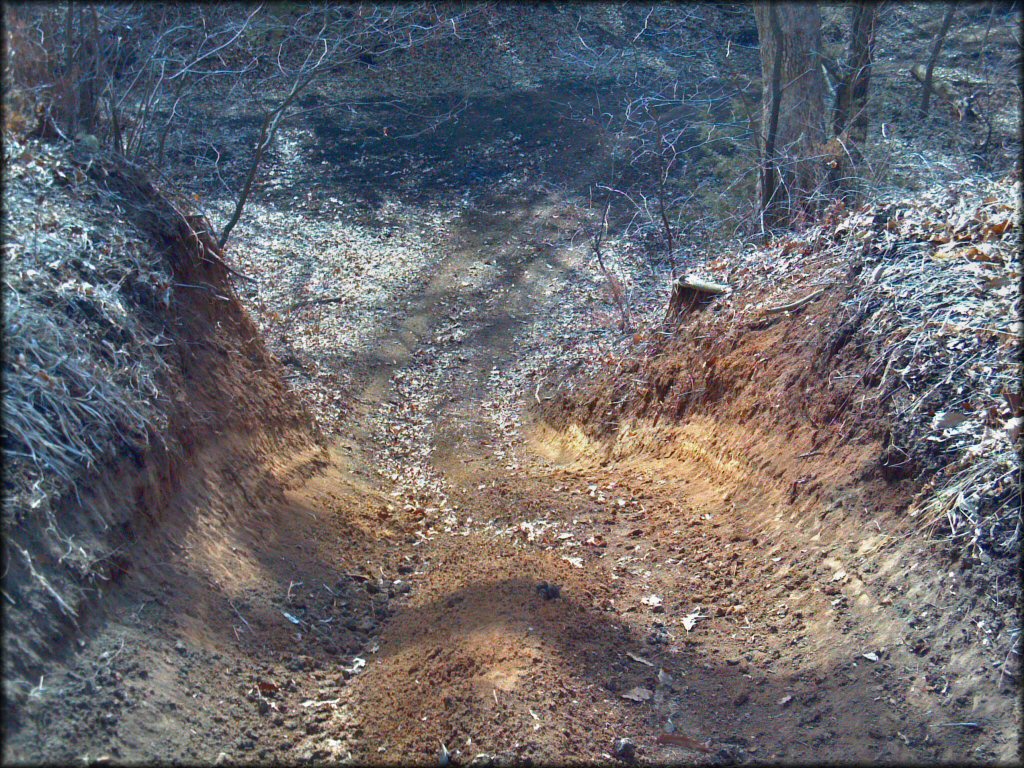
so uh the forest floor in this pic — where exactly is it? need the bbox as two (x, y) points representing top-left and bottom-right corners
(5, 64), (1019, 765)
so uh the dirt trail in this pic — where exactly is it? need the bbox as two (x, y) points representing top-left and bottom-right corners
(6, 86), (1016, 765)
(259, 186), (1009, 764)
(7, 173), (1012, 768)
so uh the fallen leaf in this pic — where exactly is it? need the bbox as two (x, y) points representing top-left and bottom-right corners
(1006, 416), (1024, 443)
(300, 698), (342, 708)
(682, 609), (702, 631)
(933, 411), (969, 431)
(620, 686), (653, 703)
(862, 652), (880, 662)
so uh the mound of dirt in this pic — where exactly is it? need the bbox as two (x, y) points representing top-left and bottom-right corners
(546, 175), (1020, 557)
(2, 137), (318, 713)
(538, 174), (1021, 760)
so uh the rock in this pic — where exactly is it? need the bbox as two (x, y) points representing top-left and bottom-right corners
(174, 640), (188, 655)
(214, 752), (230, 765)
(535, 581), (561, 600)
(613, 737), (636, 762)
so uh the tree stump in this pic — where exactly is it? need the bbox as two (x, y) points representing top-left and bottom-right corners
(666, 276), (729, 319)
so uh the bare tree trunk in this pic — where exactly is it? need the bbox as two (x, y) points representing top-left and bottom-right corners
(754, 2), (828, 231)
(833, 1), (879, 149)
(920, 5), (956, 118)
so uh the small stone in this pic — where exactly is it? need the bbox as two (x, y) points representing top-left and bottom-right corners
(214, 753), (230, 765)
(535, 582), (560, 600)
(174, 640), (187, 655)
(778, 694), (793, 707)
(613, 737), (636, 762)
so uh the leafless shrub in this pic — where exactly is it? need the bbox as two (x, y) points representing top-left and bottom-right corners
(4, 3), (485, 251)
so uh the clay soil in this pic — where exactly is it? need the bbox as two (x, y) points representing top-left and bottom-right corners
(6, 178), (1019, 767)
(5, 22), (1021, 766)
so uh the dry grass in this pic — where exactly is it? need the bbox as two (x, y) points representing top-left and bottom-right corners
(848, 177), (1021, 557)
(2, 136), (174, 555)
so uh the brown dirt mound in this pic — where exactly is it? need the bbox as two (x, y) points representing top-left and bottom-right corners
(2, 145), (318, 715)
(534, 178), (1021, 762)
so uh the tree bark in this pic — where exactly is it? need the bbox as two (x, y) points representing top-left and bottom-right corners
(754, 2), (828, 231)
(919, 5), (956, 118)
(832, 1), (879, 149)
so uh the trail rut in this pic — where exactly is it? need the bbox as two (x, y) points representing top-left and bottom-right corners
(5, 89), (1016, 767)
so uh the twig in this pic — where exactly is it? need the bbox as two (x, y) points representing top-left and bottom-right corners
(763, 288), (827, 315)
(287, 295), (346, 311)
(229, 600), (251, 630)
(14, 544), (79, 626)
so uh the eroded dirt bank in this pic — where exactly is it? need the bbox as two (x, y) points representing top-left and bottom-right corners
(4, 14), (1020, 762)
(5, 165), (1019, 764)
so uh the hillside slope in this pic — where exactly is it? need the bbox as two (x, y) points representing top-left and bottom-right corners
(3, 136), (318, 711)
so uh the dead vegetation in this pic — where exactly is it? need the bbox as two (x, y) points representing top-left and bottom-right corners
(1, 2), (1021, 764)
(3, 136), (174, 573)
